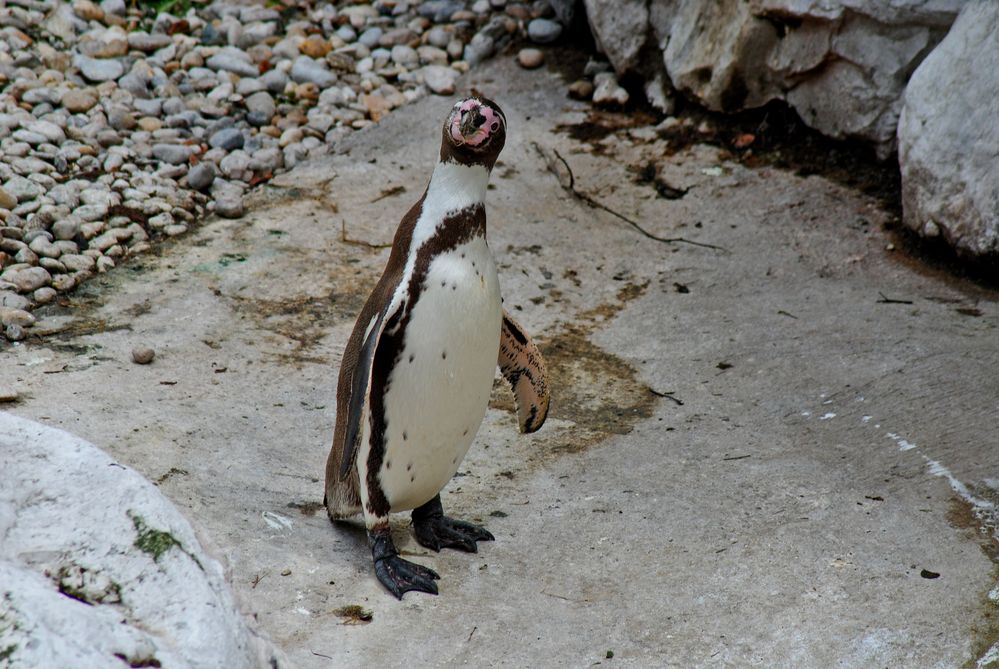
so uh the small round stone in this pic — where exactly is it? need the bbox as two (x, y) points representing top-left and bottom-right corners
(187, 163), (216, 191)
(517, 48), (544, 69)
(131, 346), (155, 364)
(527, 18), (563, 44)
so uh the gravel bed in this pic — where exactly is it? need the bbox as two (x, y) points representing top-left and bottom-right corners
(0, 0), (578, 341)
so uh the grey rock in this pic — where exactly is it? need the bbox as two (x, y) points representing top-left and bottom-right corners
(3, 176), (43, 202)
(132, 346), (155, 364)
(209, 128), (245, 151)
(152, 144), (194, 165)
(0, 291), (30, 310)
(422, 64), (460, 95)
(128, 31), (173, 52)
(5, 323), (25, 341)
(219, 151), (252, 181)
(205, 48), (259, 78)
(51, 219), (81, 241)
(2, 266), (51, 292)
(33, 286), (58, 304)
(291, 56), (337, 88)
(427, 26), (451, 48)
(187, 163), (216, 192)
(260, 69), (288, 95)
(244, 91), (275, 125)
(0, 414), (284, 667)
(527, 18), (563, 44)
(11, 130), (48, 146)
(74, 54), (125, 82)
(358, 27), (384, 48)
(583, 0), (961, 153)
(898, 0), (999, 258)
(60, 254), (96, 272)
(0, 307), (35, 328)
(391, 44), (419, 68)
(463, 32), (495, 66)
(212, 180), (245, 218)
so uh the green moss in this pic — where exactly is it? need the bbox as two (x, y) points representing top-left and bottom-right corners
(129, 513), (180, 562)
(0, 644), (16, 662)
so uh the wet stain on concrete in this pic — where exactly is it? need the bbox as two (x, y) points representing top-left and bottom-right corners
(947, 496), (999, 668)
(491, 281), (657, 460)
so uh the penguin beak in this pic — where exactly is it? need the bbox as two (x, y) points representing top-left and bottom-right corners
(459, 108), (486, 137)
(450, 100), (503, 147)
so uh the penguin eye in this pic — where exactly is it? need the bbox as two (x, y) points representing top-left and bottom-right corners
(490, 121), (499, 132)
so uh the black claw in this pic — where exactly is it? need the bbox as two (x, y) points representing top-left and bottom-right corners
(412, 495), (494, 553)
(369, 526), (439, 599)
(374, 554), (440, 599)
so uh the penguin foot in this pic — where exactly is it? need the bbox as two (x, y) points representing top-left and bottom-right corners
(412, 494), (494, 553)
(374, 555), (440, 599)
(369, 526), (439, 599)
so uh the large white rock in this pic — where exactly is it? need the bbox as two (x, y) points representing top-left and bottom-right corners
(583, 0), (962, 156)
(0, 413), (284, 668)
(898, 0), (999, 258)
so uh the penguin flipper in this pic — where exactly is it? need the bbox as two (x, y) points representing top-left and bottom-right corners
(498, 310), (550, 433)
(339, 300), (397, 481)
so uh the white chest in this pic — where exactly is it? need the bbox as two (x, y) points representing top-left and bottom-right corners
(377, 237), (501, 511)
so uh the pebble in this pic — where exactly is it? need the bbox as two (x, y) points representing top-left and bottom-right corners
(528, 18), (563, 44)
(0, 188), (16, 210)
(74, 54), (125, 82)
(517, 48), (544, 69)
(568, 79), (595, 100)
(131, 346), (155, 364)
(291, 56), (337, 88)
(61, 88), (98, 112)
(422, 65), (460, 95)
(210, 128), (245, 151)
(187, 163), (216, 191)
(593, 71), (630, 106)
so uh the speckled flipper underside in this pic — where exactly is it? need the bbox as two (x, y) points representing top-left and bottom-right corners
(498, 310), (550, 434)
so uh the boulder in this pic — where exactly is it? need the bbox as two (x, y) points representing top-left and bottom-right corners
(0, 413), (284, 668)
(897, 0), (999, 259)
(582, 0), (963, 156)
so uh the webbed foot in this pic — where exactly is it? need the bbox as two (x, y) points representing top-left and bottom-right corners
(369, 527), (439, 599)
(412, 494), (494, 553)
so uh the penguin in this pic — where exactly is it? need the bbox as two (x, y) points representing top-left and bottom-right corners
(324, 96), (551, 599)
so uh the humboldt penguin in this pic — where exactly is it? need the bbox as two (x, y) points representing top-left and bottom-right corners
(324, 96), (550, 598)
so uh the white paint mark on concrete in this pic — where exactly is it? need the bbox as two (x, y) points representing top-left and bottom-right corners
(262, 511), (293, 530)
(819, 412), (836, 420)
(801, 411), (812, 417)
(925, 458), (995, 512)
(295, 607), (311, 616)
(886, 432), (916, 451)
(861, 415), (872, 423)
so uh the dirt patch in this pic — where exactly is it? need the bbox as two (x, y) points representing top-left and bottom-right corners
(491, 281), (657, 460)
(946, 495), (999, 668)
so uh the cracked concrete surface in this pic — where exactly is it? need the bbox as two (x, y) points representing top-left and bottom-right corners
(3, 56), (998, 667)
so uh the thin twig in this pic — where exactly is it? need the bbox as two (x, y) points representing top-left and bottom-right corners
(534, 143), (729, 253)
(341, 220), (391, 249)
(467, 626), (478, 642)
(877, 291), (913, 305)
(722, 454), (752, 461)
(370, 185), (406, 203)
(649, 388), (684, 406)
(311, 650), (333, 660)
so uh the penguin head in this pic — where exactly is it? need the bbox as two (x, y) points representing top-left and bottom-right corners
(440, 96), (506, 169)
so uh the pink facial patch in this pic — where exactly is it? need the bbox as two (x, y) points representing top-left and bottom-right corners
(450, 99), (503, 146)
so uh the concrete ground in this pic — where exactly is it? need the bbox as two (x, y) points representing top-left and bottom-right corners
(4, 56), (998, 668)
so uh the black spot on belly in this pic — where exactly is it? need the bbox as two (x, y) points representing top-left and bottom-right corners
(463, 428), (468, 436)
(409, 354), (414, 363)
(461, 253), (465, 258)
(385, 460), (391, 470)
(441, 281), (446, 287)
(407, 462), (412, 471)
(410, 475), (415, 482)
(442, 351), (447, 359)
(451, 284), (456, 290)
(403, 431), (408, 441)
